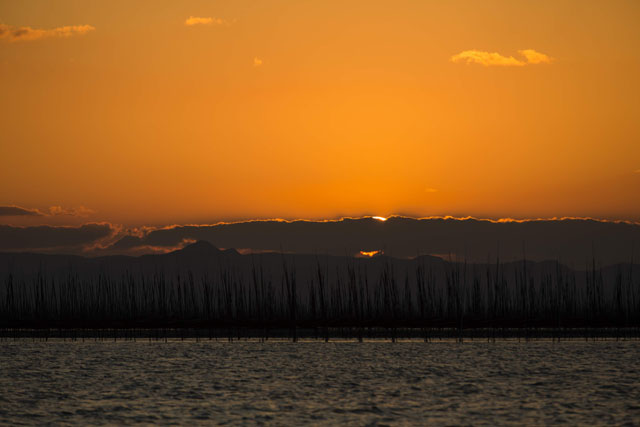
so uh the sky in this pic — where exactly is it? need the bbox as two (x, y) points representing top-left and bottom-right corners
(1, 0), (640, 230)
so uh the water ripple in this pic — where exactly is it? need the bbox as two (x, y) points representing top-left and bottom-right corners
(0, 340), (639, 425)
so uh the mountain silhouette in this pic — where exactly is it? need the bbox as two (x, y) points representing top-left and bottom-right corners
(168, 240), (220, 256)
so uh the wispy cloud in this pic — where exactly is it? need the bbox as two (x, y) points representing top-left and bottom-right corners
(518, 49), (552, 64)
(184, 16), (230, 26)
(48, 206), (95, 218)
(0, 205), (95, 218)
(253, 57), (263, 67)
(451, 50), (525, 66)
(0, 24), (95, 42)
(451, 49), (552, 67)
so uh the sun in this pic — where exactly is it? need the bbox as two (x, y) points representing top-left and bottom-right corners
(359, 250), (382, 257)
(372, 216), (388, 222)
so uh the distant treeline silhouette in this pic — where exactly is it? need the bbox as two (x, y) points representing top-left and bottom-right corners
(1, 250), (638, 339)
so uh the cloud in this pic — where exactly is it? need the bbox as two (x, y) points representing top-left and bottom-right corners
(451, 50), (525, 66)
(518, 49), (552, 64)
(0, 24), (95, 42)
(0, 223), (115, 251)
(48, 206), (95, 217)
(185, 16), (229, 26)
(0, 205), (95, 218)
(451, 49), (552, 67)
(253, 57), (263, 67)
(0, 206), (44, 217)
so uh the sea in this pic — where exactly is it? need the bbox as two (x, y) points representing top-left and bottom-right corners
(1, 339), (639, 425)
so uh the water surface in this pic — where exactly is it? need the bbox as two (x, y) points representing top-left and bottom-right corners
(1, 340), (639, 425)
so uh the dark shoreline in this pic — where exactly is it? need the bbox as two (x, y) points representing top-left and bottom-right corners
(3, 327), (640, 341)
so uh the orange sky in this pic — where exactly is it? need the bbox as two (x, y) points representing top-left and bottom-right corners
(1, 0), (639, 227)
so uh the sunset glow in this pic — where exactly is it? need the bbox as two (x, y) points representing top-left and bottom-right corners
(1, 0), (639, 228)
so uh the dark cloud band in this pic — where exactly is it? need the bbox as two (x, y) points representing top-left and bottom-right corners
(104, 217), (639, 267)
(0, 206), (43, 217)
(0, 223), (114, 251)
(2, 217), (637, 266)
